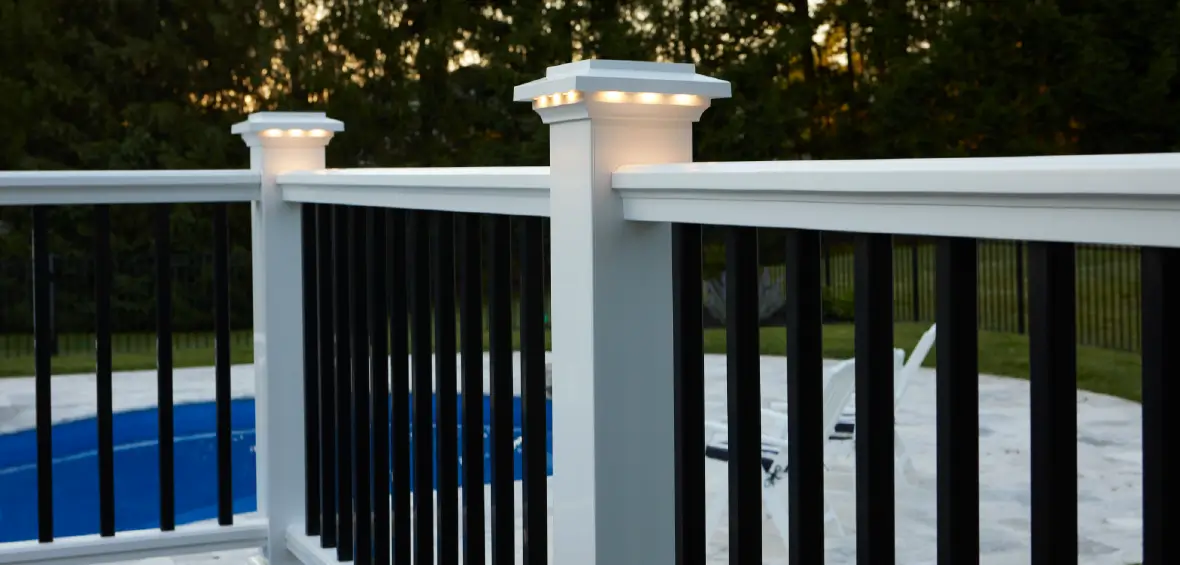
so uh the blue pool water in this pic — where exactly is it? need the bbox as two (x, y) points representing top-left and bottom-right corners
(0, 394), (553, 543)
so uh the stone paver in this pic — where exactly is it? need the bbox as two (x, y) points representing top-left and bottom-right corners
(0, 352), (1143, 564)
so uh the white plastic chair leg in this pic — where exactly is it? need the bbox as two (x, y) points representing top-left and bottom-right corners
(762, 478), (847, 546)
(703, 471), (727, 547)
(825, 499), (846, 537)
(763, 480), (792, 548)
(894, 429), (919, 486)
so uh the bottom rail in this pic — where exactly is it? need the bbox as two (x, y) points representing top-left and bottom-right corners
(0, 518), (268, 565)
(285, 524), (339, 565)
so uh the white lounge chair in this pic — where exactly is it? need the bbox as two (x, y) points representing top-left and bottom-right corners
(701, 358), (858, 547)
(892, 323), (937, 481)
(820, 348), (905, 441)
(825, 323), (937, 485)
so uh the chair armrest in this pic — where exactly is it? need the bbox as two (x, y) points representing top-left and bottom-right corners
(705, 419), (790, 450)
(760, 436), (788, 449)
(704, 420), (728, 446)
(761, 408), (789, 423)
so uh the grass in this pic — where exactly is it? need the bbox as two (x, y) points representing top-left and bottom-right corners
(702, 322), (1142, 403)
(0, 322), (1142, 403)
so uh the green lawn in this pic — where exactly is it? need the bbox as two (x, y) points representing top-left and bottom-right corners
(704, 322), (1141, 403)
(0, 322), (1142, 403)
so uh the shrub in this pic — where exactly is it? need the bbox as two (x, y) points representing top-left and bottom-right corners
(822, 286), (856, 322)
(701, 268), (856, 325)
(702, 268), (787, 324)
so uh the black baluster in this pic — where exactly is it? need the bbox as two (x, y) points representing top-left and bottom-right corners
(156, 204), (175, 532)
(408, 211), (434, 565)
(354, 207), (373, 565)
(33, 207), (53, 542)
(433, 212), (460, 565)
(936, 237), (979, 565)
(318, 205), (339, 548)
(786, 229), (824, 564)
(519, 216), (547, 565)
(95, 205), (115, 537)
(335, 204), (354, 561)
(854, 233), (895, 565)
(1141, 246), (1177, 565)
(725, 226), (760, 565)
(1028, 242), (1077, 565)
(488, 215), (515, 565)
(388, 210), (412, 565)
(215, 203), (235, 526)
(458, 213), (486, 565)
(370, 209), (391, 565)
(672, 224), (704, 565)
(301, 204), (320, 534)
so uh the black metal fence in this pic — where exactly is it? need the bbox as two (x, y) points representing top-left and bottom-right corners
(731, 238), (1137, 353)
(0, 251), (254, 357)
(777, 238), (1142, 352)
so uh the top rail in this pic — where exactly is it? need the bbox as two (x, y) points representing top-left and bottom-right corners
(279, 167), (550, 217)
(0, 170), (261, 206)
(614, 153), (1180, 247)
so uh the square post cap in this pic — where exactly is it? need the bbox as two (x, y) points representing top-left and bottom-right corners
(232, 112), (344, 146)
(513, 60), (731, 123)
(513, 60), (731, 103)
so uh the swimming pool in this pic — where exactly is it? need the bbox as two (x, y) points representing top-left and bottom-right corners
(0, 394), (552, 543)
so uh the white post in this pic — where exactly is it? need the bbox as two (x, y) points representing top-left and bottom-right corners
(514, 62), (730, 565)
(233, 112), (343, 565)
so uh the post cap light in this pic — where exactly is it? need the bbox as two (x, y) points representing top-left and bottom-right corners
(232, 112), (344, 145)
(513, 60), (732, 106)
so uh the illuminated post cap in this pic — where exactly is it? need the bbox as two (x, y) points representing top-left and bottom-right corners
(232, 112), (345, 145)
(513, 60), (732, 122)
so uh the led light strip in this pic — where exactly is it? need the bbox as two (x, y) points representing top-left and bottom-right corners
(260, 128), (333, 138)
(532, 90), (703, 108)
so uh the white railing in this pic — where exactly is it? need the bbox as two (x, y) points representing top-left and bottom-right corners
(1, 59), (1175, 565)
(614, 154), (1180, 247)
(0, 170), (260, 205)
(279, 166), (550, 216)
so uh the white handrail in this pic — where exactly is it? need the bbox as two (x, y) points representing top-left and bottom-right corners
(613, 153), (1180, 247)
(0, 170), (261, 205)
(279, 166), (550, 217)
